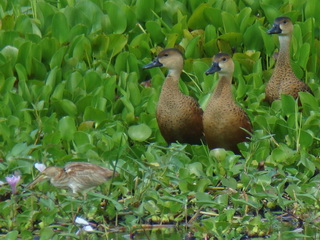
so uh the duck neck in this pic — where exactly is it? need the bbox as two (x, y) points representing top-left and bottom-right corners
(162, 68), (182, 92)
(277, 34), (292, 67)
(212, 74), (233, 100)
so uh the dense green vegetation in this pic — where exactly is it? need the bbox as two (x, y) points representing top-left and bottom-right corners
(0, 0), (319, 239)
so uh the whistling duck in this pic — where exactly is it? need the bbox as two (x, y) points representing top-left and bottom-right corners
(265, 17), (312, 103)
(143, 48), (204, 144)
(203, 53), (252, 153)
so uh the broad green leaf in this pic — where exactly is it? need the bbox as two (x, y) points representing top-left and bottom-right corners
(299, 92), (318, 112)
(281, 94), (297, 116)
(104, 2), (127, 34)
(243, 22), (263, 51)
(203, 8), (223, 29)
(188, 3), (210, 30)
(83, 107), (107, 123)
(107, 34), (128, 58)
(259, 26), (275, 56)
(52, 12), (70, 43)
(135, 0), (155, 21)
(51, 82), (65, 100)
(59, 116), (76, 141)
(222, 11), (239, 33)
(49, 46), (68, 69)
(185, 35), (201, 59)
(128, 124), (152, 142)
(60, 99), (78, 116)
(146, 21), (165, 44)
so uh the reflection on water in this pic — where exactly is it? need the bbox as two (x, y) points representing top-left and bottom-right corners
(108, 227), (187, 240)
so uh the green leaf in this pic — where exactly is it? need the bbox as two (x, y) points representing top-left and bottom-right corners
(135, 0), (155, 21)
(59, 116), (76, 141)
(128, 124), (152, 142)
(188, 3), (210, 30)
(281, 94), (297, 116)
(146, 21), (165, 44)
(52, 12), (70, 43)
(104, 2), (127, 34)
(59, 99), (78, 116)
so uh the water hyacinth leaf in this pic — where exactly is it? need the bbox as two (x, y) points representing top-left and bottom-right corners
(238, 7), (253, 33)
(260, 2), (282, 24)
(281, 94), (296, 116)
(107, 34), (128, 58)
(60, 99), (78, 116)
(83, 107), (106, 123)
(129, 33), (150, 59)
(243, 22), (263, 51)
(221, 178), (238, 189)
(17, 42), (33, 75)
(4, 231), (19, 240)
(59, 116), (76, 141)
(123, 5), (137, 31)
(32, 58), (47, 80)
(39, 37), (60, 63)
(51, 82), (65, 100)
(15, 15), (41, 37)
(52, 12), (70, 43)
(297, 43), (310, 70)
(299, 92), (318, 111)
(222, 11), (239, 33)
(128, 81), (141, 107)
(146, 21), (165, 44)
(203, 8), (223, 29)
(299, 130), (313, 149)
(72, 35), (92, 61)
(185, 35), (201, 59)
(128, 124), (152, 142)
(46, 67), (61, 90)
(259, 26), (275, 56)
(188, 3), (210, 30)
(1, 45), (18, 64)
(50, 46), (68, 69)
(135, 0), (155, 21)
(84, 71), (101, 93)
(104, 2), (127, 34)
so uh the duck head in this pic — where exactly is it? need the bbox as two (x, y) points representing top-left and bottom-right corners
(143, 48), (184, 72)
(205, 53), (234, 76)
(267, 17), (293, 35)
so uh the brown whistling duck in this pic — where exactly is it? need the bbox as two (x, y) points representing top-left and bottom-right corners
(203, 53), (252, 153)
(265, 17), (312, 103)
(143, 48), (204, 145)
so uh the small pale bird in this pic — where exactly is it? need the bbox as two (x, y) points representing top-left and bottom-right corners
(28, 162), (118, 194)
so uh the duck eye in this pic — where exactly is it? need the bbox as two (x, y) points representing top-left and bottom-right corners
(164, 54), (169, 57)
(283, 20), (287, 24)
(222, 57), (227, 62)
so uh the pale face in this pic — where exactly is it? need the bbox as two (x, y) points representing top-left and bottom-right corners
(157, 48), (184, 71)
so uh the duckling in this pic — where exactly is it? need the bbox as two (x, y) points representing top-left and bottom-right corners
(143, 48), (204, 145)
(203, 53), (252, 153)
(265, 17), (312, 103)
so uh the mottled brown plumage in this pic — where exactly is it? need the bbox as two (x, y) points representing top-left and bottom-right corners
(265, 17), (312, 103)
(203, 53), (252, 153)
(28, 162), (118, 194)
(143, 48), (204, 144)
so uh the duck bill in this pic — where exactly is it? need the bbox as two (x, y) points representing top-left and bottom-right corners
(143, 58), (163, 69)
(267, 24), (282, 34)
(26, 174), (48, 189)
(205, 62), (221, 75)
